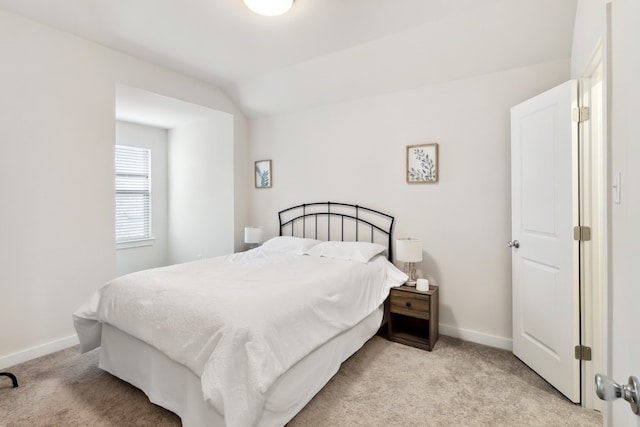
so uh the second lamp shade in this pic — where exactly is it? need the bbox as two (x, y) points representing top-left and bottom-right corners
(396, 238), (422, 262)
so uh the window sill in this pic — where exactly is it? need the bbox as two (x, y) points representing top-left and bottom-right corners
(117, 238), (156, 250)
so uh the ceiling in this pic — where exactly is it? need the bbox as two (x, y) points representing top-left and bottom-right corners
(0, 0), (577, 118)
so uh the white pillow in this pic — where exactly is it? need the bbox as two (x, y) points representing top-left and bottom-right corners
(261, 236), (321, 255)
(305, 241), (387, 263)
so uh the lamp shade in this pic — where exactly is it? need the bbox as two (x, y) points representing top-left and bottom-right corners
(243, 0), (294, 16)
(244, 227), (264, 244)
(396, 238), (422, 262)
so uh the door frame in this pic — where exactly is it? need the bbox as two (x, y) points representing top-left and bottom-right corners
(577, 44), (607, 411)
(511, 50), (607, 409)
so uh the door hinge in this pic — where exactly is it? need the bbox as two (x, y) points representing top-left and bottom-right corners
(573, 226), (592, 241)
(575, 345), (592, 361)
(572, 106), (591, 122)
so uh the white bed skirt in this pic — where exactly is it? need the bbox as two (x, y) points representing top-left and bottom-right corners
(99, 306), (384, 426)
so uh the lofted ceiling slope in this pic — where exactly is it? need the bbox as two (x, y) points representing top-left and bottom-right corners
(0, 0), (577, 118)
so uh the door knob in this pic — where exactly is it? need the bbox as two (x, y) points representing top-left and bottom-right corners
(507, 240), (520, 248)
(595, 373), (640, 415)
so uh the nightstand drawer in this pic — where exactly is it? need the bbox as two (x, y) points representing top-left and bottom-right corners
(390, 292), (430, 320)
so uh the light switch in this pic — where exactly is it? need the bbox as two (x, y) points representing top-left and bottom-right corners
(613, 172), (621, 204)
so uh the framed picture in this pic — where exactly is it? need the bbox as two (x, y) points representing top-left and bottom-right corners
(406, 143), (439, 184)
(255, 160), (272, 188)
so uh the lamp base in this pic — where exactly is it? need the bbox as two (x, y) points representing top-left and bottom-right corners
(403, 262), (418, 284)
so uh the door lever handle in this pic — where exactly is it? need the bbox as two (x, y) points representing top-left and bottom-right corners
(595, 373), (640, 415)
(507, 240), (520, 248)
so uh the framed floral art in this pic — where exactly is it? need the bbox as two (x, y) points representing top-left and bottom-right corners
(255, 160), (272, 188)
(406, 143), (439, 184)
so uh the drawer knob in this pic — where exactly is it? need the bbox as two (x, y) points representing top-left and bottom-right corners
(405, 301), (412, 308)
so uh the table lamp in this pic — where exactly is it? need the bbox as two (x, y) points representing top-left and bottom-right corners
(396, 238), (422, 285)
(244, 226), (263, 249)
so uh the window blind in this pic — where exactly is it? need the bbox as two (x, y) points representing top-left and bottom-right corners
(115, 145), (152, 243)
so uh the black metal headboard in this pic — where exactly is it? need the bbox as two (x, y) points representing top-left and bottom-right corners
(278, 202), (395, 261)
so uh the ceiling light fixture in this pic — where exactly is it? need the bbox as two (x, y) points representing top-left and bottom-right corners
(243, 0), (294, 16)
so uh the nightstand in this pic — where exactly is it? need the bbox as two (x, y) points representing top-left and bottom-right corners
(387, 284), (439, 351)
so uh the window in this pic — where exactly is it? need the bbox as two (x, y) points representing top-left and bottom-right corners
(115, 145), (152, 244)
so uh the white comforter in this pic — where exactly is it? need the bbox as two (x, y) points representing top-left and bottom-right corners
(74, 247), (406, 427)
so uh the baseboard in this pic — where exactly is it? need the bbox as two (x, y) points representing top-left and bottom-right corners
(439, 323), (513, 351)
(0, 335), (79, 370)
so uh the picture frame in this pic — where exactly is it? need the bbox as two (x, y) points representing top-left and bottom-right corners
(255, 160), (272, 188)
(406, 143), (439, 184)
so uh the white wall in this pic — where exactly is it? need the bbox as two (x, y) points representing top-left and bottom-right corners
(248, 60), (570, 348)
(0, 10), (248, 367)
(115, 121), (169, 277)
(169, 117), (235, 264)
(571, 0), (606, 78)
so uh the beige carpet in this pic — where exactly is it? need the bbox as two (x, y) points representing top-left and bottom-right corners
(0, 336), (601, 426)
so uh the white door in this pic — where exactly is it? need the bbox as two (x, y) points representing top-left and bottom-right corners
(510, 80), (580, 402)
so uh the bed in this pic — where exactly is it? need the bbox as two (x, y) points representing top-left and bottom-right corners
(73, 202), (406, 427)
